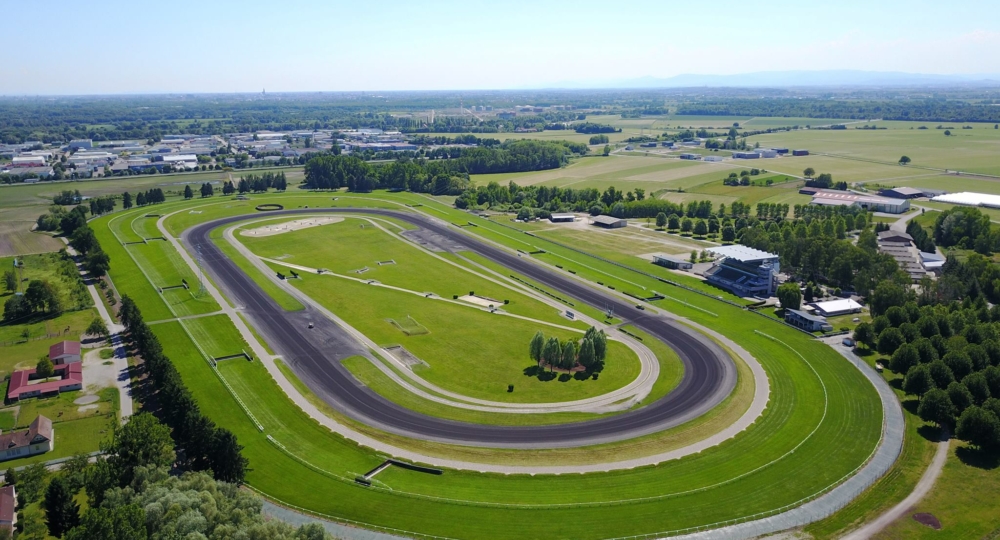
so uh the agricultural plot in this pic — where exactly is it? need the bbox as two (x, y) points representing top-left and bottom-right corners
(751, 124), (1000, 177)
(0, 221), (63, 257)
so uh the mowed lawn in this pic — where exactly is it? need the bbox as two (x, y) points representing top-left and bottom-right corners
(91, 192), (887, 539)
(239, 216), (576, 327)
(284, 273), (641, 404)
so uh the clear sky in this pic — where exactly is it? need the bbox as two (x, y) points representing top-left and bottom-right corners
(5, 0), (999, 94)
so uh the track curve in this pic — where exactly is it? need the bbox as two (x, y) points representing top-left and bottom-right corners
(183, 208), (736, 448)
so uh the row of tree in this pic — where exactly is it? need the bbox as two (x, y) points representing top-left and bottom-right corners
(304, 140), (586, 194)
(117, 295), (249, 484)
(528, 327), (608, 373)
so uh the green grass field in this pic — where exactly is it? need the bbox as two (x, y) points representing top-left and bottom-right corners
(86, 190), (888, 539)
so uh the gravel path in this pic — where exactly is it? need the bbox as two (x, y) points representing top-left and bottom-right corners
(839, 435), (949, 540)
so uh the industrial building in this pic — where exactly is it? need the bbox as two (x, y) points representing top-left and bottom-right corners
(759, 149), (777, 158)
(792, 149), (809, 156)
(810, 299), (863, 317)
(68, 139), (93, 150)
(732, 151), (761, 159)
(809, 190), (910, 214)
(591, 215), (627, 228)
(877, 186), (944, 199)
(651, 253), (693, 270)
(785, 309), (833, 332)
(703, 155), (723, 162)
(705, 245), (780, 297)
(773, 148), (789, 155)
(679, 153), (702, 160)
(549, 213), (575, 223)
(931, 191), (1000, 209)
(877, 230), (931, 282)
(11, 156), (45, 167)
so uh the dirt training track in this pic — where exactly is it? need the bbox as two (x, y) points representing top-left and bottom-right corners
(183, 209), (736, 448)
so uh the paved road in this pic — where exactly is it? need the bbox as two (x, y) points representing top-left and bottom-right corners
(183, 208), (735, 447)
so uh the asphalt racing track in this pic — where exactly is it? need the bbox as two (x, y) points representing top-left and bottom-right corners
(184, 208), (737, 448)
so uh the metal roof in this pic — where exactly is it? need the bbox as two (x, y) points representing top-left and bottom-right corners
(787, 308), (828, 323)
(592, 215), (626, 225)
(811, 299), (862, 314)
(707, 245), (778, 262)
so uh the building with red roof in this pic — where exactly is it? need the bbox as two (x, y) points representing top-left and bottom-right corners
(48, 340), (81, 365)
(0, 484), (14, 536)
(6, 363), (82, 402)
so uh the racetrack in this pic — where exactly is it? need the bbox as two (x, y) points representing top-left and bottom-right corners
(183, 208), (737, 448)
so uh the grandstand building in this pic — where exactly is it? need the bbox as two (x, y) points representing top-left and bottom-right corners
(704, 245), (780, 298)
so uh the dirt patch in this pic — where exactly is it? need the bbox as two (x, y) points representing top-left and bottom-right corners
(77, 404), (99, 413)
(240, 217), (344, 237)
(913, 513), (942, 529)
(384, 346), (428, 369)
(458, 295), (502, 308)
(74, 395), (99, 405)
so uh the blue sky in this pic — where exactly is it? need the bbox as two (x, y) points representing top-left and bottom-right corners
(4, 0), (999, 94)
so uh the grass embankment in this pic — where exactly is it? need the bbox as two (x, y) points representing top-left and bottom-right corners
(91, 195), (886, 539)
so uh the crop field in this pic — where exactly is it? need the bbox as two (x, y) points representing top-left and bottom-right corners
(83, 189), (890, 539)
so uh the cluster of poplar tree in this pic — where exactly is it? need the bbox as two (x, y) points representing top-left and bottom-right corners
(528, 327), (608, 373)
(117, 296), (249, 484)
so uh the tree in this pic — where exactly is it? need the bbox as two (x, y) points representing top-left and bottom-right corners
(36, 356), (55, 379)
(578, 338), (596, 370)
(917, 388), (955, 427)
(183, 185), (193, 199)
(947, 381), (974, 414)
(870, 281), (907, 317)
(877, 327), (905, 356)
(208, 427), (249, 484)
(86, 317), (109, 340)
(655, 212), (667, 229)
(85, 249), (111, 278)
(65, 504), (146, 540)
(529, 331), (544, 365)
(18, 462), (49, 503)
(803, 167), (815, 178)
(955, 406), (1000, 448)
(721, 225), (736, 242)
(667, 214), (680, 230)
(903, 364), (934, 398)
(43, 476), (80, 537)
(592, 329), (607, 362)
(776, 282), (802, 311)
(944, 129), (951, 136)
(104, 413), (176, 487)
(899, 155), (911, 165)
(854, 322), (876, 349)
(122, 192), (133, 210)
(602, 145), (611, 156)
(693, 219), (708, 236)
(889, 344), (919, 374)
(942, 351), (973, 381)
(200, 183), (213, 197)
(561, 341), (577, 370)
(70, 226), (98, 255)
(542, 337), (561, 371)
(2, 269), (15, 292)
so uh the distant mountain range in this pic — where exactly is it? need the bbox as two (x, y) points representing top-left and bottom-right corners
(543, 70), (1000, 89)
